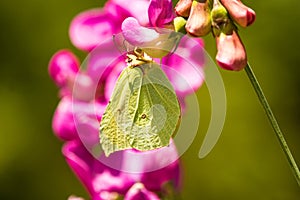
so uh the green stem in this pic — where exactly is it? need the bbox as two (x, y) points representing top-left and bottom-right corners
(245, 63), (300, 186)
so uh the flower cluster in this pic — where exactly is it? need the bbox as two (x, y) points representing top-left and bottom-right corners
(175, 0), (256, 71)
(49, 0), (205, 199)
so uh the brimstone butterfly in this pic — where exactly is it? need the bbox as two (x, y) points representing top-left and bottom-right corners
(99, 48), (181, 156)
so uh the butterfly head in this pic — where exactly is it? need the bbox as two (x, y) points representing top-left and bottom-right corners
(126, 48), (153, 67)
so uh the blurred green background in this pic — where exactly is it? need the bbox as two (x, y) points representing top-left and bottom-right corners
(0, 0), (299, 199)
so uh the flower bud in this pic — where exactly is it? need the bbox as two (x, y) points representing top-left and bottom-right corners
(185, 0), (212, 37)
(175, 0), (193, 17)
(220, 0), (255, 27)
(210, 0), (229, 36)
(48, 50), (79, 87)
(173, 16), (187, 33)
(215, 30), (247, 71)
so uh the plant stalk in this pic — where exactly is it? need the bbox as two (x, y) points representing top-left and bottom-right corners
(245, 62), (300, 186)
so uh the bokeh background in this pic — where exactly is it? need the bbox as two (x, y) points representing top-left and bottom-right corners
(0, 0), (299, 199)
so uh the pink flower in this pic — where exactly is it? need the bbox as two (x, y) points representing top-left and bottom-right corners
(69, 0), (149, 51)
(185, 0), (212, 37)
(48, 49), (79, 88)
(220, 0), (255, 27)
(63, 140), (180, 200)
(49, 1), (207, 199)
(148, 0), (175, 28)
(215, 29), (247, 71)
(121, 17), (205, 108)
(175, 0), (192, 17)
(52, 97), (77, 141)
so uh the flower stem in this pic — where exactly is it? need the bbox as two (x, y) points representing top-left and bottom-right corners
(244, 62), (300, 186)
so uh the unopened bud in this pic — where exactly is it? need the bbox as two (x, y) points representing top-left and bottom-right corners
(174, 16), (187, 33)
(185, 0), (212, 37)
(48, 50), (79, 87)
(215, 30), (247, 71)
(220, 0), (256, 27)
(175, 0), (193, 17)
(211, 0), (229, 36)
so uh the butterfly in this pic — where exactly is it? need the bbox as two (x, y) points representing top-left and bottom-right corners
(99, 48), (181, 156)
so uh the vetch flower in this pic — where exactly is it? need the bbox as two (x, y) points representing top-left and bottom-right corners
(211, 0), (247, 71)
(121, 16), (205, 98)
(185, 0), (212, 37)
(62, 140), (181, 200)
(174, 0), (255, 70)
(69, 0), (150, 51)
(219, 0), (255, 27)
(175, 0), (193, 17)
(215, 29), (247, 71)
(48, 50), (79, 88)
(148, 0), (175, 29)
(49, 0), (207, 199)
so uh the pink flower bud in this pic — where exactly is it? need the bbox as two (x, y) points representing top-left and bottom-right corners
(215, 30), (247, 71)
(175, 0), (193, 17)
(48, 50), (79, 87)
(185, 0), (212, 37)
(220, 0), (256, 27)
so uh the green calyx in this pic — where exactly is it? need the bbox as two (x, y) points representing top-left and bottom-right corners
(211, 0), (236, 36)
(174, 16), (187, 34)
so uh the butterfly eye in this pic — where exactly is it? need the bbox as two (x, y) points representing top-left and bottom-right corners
(134, 48), (143, 57)
(126, 56), (133, 63)
(141, 114), (147, 119)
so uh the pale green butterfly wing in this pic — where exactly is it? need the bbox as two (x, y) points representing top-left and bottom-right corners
(127, 62), (181, 151)
(100, 60), (181, 156)
(100, 66), (143, 156)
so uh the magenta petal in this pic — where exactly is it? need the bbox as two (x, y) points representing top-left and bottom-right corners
(106, 0), (150, 26)
(124, 183), (160, 200)
(72, 73), (95, 102)
(141, 160), (180, 192)
(120, 140), (180, 192)
(48, 50), (79, 87)
(72, 100), (106, 149)
(63, 141), (95, 196)
(162, 36), (205, 95)
(52, 97), (77, 141)
(148, 0), (175, 28)
(87, 39), (124, 83)
(69, 9), (119, 51)
(63, 141), (135, 198)
(122, 17), (159, 46)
